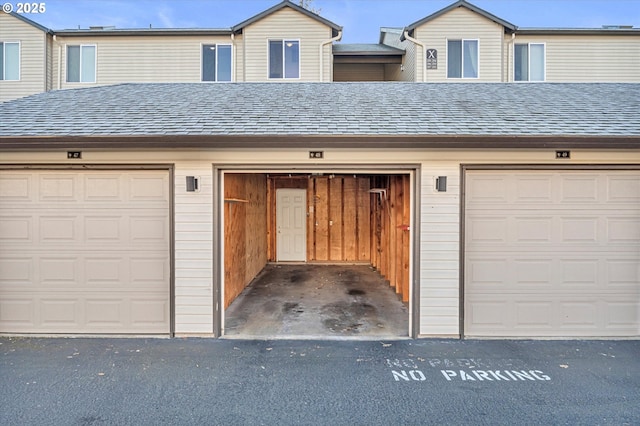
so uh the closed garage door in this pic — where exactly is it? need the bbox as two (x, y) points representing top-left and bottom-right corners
(465, 169), (640, 338)
(0, 169), (171, 334)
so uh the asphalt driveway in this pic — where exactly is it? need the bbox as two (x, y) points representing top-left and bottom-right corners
(1, 337), (638, 425)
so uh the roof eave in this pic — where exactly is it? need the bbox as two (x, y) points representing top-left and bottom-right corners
(8, 12), (52, 34)
(53, 29), (232, 36)
(516, 28), (640, 35)
(1, 135), (638, 151)
(406, 0), (516, 33)
(232, 0), (342, 33)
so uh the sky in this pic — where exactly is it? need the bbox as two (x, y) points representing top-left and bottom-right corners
(10, 0), (640, 43)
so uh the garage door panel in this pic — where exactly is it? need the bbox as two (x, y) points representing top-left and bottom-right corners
(0, 174), (31, 199)
(468, 295), (639, 337)
(0, 169), (171, 335)
(608, 176), (640, 202)
(0, 216), (32, 241)
(465, 170), (640, 337)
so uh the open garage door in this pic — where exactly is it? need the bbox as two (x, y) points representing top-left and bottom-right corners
(464, 168), (640, 338)
(219, 170), (415, 338)
(0, 169), (171, 335)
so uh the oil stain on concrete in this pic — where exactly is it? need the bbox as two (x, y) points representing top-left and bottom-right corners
(224, 264), (409, 339)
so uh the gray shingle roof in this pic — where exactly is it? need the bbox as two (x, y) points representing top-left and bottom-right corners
(0, 83), (638, 148)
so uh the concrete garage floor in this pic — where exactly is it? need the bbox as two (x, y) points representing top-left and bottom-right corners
(224, 264), (409, 339)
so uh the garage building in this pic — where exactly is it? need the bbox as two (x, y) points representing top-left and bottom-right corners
(0, 82), (638, 339)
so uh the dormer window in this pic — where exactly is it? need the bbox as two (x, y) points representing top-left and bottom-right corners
(269, 39), (299, 79)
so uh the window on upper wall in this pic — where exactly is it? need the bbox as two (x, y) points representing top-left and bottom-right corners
(67, 45), (96, 83)
(447, 39), (478, 79)
(0, 42), (20, 80)
(515, 43), (545, 81)
(269, 40), (299, 79)
(202, 44), (232, 82)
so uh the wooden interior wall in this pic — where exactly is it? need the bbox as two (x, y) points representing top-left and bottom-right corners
(264, 173), (410, 303)
(224, 173), (268, 309)
(370, 175), (411, 302)
(267, 175), (371, 262)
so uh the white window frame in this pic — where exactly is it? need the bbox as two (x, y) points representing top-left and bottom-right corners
(0, 41), (21, 81)
(66, 44), (97, 83)
(514, 42), (546, 82)
(201, 43), (233, 82)
(268, 39), (301, 80)
(446, 38), (479, 79)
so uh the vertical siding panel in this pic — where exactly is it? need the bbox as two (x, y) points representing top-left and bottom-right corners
(420, 164), (460, 336)
(329, 177), (343, 260)
(174, 162), (213, 334)
(342, 177), (358, 261)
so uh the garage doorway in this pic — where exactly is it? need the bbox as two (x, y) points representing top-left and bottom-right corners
(214, 167), (419, 339)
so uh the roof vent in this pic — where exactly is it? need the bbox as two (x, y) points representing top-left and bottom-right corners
(602, 25), (633, 29)
(89, 26), (116, 30)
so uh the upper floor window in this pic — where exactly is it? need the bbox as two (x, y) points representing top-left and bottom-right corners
(447, 39), (478, 79)
(269, 40), (299, 79)
(515, 43), (545, 82)
(0, 42), (20, 81)
(202, 44), (232, 82)
(67, 45), (96, 83)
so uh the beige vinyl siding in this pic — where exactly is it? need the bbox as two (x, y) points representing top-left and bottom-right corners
(381, 31), (415, 82)
(0, 14), (47, 102)
(53, 35), (234, 89)
(415, 7), (504, 82)
(516, 34), (640, 82)
(420, 164), (460, 336)
(233, 34), (244, 83)
(242, 7), (333, 82)
(334, 63), (384, 81)
(174, 162), (214, 335)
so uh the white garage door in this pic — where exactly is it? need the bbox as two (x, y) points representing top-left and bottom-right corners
(465, 169), (640, 338)
(0, 169), (171, 334)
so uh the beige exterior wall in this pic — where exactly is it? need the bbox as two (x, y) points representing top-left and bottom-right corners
(241, 7), (333, 82)
(381, 30), (415, 82)
(510, 34), (640, 82)
(0, 14), (47, 102)
(2, 148), (638, 337)
(414, 7), (504, 82)
(52, 34), (235, 90)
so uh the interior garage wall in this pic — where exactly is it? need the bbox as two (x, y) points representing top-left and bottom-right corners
(223, 173), (268, 309)
(267, 175), (372, 262)
(370, 175), (411, 303)
(266, 174), (411, 303)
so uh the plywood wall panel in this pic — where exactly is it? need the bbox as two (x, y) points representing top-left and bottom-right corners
(329, 177), (343, 260)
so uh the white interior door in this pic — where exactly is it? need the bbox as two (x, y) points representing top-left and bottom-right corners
(276, 189), (306, 261)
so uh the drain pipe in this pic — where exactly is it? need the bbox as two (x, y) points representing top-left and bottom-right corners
(506, 32), (516, 82)
(320, 30), (342, 82)
(403, 30), (426, 82)
(53, 35), (62, 90)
